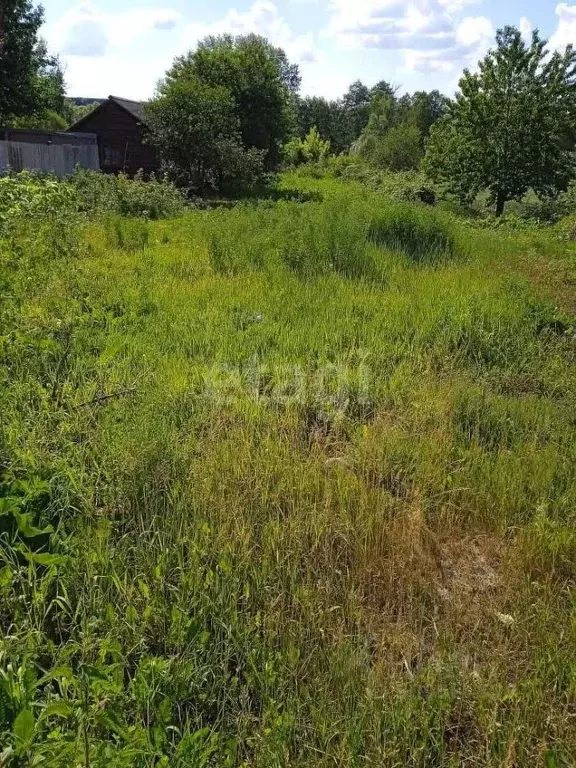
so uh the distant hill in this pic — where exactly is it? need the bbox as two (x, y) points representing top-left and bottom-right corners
(68, 97), (105, 106)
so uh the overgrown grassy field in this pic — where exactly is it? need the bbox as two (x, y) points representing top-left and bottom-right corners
(0, 173), (575, 766)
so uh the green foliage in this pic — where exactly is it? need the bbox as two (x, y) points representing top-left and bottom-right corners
(0, 0), (44, 122)
(284, 127), (331, 166)
(146, 77), (266, 195)
(0, 3), (66, 125)
(0, 171), (185, 264)
(164, 34), (298, 170)
(371, 124), (424, 171)
(297, 96), (351, 155)
(64, 99), (101, 126)
(329, 161), (437, 204)
(0, 172), (79, 223)
(352, 89), (448, 172)
(341, 80), (373, 142)
(0, 172), (81, 271)
(70, 169), (186, 219)
(403, 90), (449, 139)
(425, 26), (576, 215)
(9, 108), (68, 131)
(296, 82), (404, 155)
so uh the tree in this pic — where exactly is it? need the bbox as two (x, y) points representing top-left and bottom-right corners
(0, 1), (66, 125)
(11, 40), (67, 128)
(350, 93), (400, 164)
(424, 27), (576, 215)
(351, 87), (444, 170)
(164, 34), (298, 169)
(145, 78), (265, 194)
(34, 40), (66, 115)
(351, 93), (423, 171)
(370, 80), (396, 101)
(373, 125), (423, 171)
(342, 80), (371, 141)
(297, 96), (351, 154)
(405, 90), (449, 142)
(64, 100), (101, 126)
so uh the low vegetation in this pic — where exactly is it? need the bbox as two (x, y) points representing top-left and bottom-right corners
(0, 170), (575, 765)
(0, 170), (186, 223)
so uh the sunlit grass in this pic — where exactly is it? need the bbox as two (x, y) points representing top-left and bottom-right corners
(0, 173), (574, 765)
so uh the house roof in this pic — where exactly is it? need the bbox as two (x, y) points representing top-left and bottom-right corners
(109, 96), (146, 123)
(67, 95), (148, 132)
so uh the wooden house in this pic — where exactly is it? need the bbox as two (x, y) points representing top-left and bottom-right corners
(68, 95), (160, 176)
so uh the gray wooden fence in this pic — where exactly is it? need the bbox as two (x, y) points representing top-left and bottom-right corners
(0, 129), (99, 176)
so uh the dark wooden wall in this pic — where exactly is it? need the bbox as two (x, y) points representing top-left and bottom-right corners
(76, 102), (159, 176)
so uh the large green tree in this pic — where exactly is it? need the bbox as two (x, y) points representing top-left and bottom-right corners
(145, 78), (265, 194)
(425, 27), (576, 215)
(164, 34), (298, 169)
(0, 1), (65, 125)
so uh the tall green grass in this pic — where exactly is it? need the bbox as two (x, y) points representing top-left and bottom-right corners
(0, 174), (574, 765)
(368, 203), (456, 264)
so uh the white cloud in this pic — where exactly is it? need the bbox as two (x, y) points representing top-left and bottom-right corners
(438, 0), (480, 12)
(519, 16), (533, 42)
(48, 2), (182, 57)
(325, 0), (493, 74)
(183, 1), (317, 64)
(549, 3), (576, 51)
(455, 15), (493, 48)
(45, 1), (319, 100)
(44, 1), (183, 97)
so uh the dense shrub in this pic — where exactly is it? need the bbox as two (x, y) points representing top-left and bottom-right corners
(0, 171), (79, 226)
(70, 168), (186, 219)
(145, 77), (268, 196)
(354, 123), (424, 172)
(0, 172), (82, 262)
(284, 127), (331, 167)
(0, 169), (186, 227)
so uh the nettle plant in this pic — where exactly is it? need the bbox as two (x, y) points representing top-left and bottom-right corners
(0, 172), (79, 223)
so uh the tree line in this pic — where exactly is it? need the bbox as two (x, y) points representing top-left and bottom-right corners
(2, 0), (576, 214)
(144, 40), (453, 195)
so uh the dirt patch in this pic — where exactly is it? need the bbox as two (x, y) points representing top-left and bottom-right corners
(437, 535), (502, 606)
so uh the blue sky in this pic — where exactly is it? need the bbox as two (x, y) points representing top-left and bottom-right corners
(42, 1), (573, 100)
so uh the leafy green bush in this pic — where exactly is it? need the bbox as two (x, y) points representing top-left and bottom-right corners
(0, 172), (79, 227)
(369, 203), (455, 263)
(145, 77), (268, 196)
(0, 169), (186, 228)
(284, 127), (331, 167)
(70, 169), (186, 219)
(357, 123), (424, 172)
(0, 172), (82, 263)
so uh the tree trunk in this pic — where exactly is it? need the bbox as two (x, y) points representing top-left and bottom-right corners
(495, 191), (506, 217)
